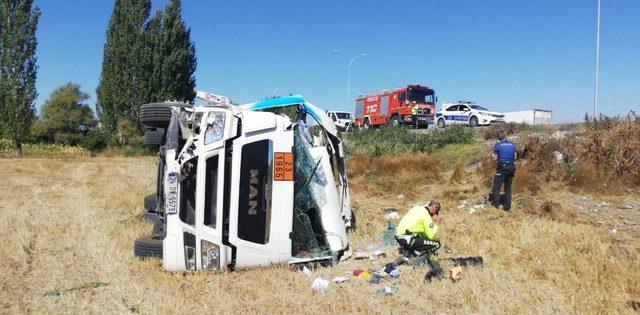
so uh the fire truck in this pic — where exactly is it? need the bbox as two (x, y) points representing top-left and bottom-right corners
(353, 84), (437, 129)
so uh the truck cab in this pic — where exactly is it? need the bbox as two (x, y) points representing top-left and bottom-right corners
(160, 96), (353, 271)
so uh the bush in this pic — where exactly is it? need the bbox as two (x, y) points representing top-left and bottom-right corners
(344, 125), (475, 157)
(81, 130), (109, 153)
(0, 138), (89, 157)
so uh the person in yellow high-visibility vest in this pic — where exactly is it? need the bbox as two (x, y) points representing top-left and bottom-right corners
(411, 104), (419, 128)
(393, 200), (444, 281)
(395, 200), (442, 255)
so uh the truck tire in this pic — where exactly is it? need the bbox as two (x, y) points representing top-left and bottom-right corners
(469, 116), (479, 127)
(437, 118), (446, 128)
(134, 235), (163, 259)
(143, 130), (164, 146)
(140, 102), (191, 129)
(144, 194), (157, 212)
(390, 116), (402, 127)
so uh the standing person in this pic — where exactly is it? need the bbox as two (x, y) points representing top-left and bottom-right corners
(393, 201), (444, 280)
(492, 131), (517, 211)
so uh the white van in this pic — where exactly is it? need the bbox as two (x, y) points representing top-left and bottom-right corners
(136, 95), (354, 271)
(326, 110), (354, 132)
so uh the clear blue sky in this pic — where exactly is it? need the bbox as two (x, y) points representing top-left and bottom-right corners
(34, 0), (639, 123)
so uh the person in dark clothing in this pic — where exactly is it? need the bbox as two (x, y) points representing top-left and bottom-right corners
(491, 131), (517, 211)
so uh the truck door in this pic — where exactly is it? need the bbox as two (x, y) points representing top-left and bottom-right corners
(227, 116), (294, 267)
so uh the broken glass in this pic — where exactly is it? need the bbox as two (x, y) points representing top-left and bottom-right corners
(291, 123), (331, 258)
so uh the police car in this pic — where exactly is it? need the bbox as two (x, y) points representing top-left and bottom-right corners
(436, 101), (505, 128)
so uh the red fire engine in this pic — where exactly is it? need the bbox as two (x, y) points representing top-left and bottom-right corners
(353, 84), (437, 129)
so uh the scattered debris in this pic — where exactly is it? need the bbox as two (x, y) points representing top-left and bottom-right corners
(376, 286), (399, 296)
(553, 151), (564, 163)
(389, 269), (400, 279)
(618, 204), (634, 210)
(382, 206), (397, 212)
(331, 276), (348, 284)
(597, 201), (608, 207)
(355, 250), (387, 260)
(397, 194), (404, 200)
(339, 251), (352, 262)
(44, 282), (108, 297)
(581, 195), (588, 201)
(609, 228), (617, 234)
(385, 212), (400, 220)
(383, 262), (397, 274)
(628, 300), (640, 311)
(446, 256), (484, 267)
(369, 273), (382, 284)
(311, 278), (330, 293)
(302, 266), (312, 278)
(450, 266), (464, 282)
(468, 208), (477, 215)
(44, 289), (60, 297)
(353, 268), (364, 276)
(358, 271), (372, 281)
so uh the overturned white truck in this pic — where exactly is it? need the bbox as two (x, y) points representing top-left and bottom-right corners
(135, 94), (354, 271)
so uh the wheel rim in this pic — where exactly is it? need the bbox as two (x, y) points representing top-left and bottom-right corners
(438, 119), (444, 128)
(470, 117), (477, 126)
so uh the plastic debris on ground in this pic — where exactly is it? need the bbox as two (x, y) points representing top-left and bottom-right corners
(311, 278), (329, 293)
(450, 266), (464, 282)
(468, 208), (477, 215)
(385, 212), (401, 220)
(389, 269), (400, 279)
(301, 266), (312, 278)
(397, 194), (404, 200)
(331, 276), (348, 284)
(382, 206), (397, 212)
(597, 201), (608, 207)
(380, 221), (397, 246)
(376, 286), (399, 296)
(353, 268), (364, 276)
(384, 262), (397, 274)
(369, 273), (381, 284)
(358, 271), (372, 281)
(339, 251), (352, 262)
(354, 249), (387, 260)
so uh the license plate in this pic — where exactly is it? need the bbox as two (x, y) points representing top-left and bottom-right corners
(417, 117), (427, 121)
(166, 172), (178, 214)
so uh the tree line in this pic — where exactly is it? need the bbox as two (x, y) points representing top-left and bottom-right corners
(0, 0), (196, 155)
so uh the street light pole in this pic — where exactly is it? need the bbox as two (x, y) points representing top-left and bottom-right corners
(333, 50), (367, 104)
(272, 85), (286, 97)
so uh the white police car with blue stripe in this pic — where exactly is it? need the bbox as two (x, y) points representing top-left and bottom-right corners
(436, 101), (505, 128)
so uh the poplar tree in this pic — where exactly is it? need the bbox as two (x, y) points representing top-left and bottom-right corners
(0, 0), (40, 156)
(96, 0), (150, 142)
(154, 0), (196, 103)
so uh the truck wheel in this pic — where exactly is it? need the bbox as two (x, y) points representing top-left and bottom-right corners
(143, 130), (164, 146)
(134, 235), (163, 259)
(363, 119), (371, 130)
(437, 118), (446, 128)
(469, 116), (479, 127)
(390, 116), (402, 127)
(140, 102), (192, 129)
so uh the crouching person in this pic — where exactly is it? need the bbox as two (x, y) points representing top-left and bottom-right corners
(394, 200), (444, 281)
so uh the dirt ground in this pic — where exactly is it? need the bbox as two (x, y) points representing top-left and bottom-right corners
(1, 158), (639, 313)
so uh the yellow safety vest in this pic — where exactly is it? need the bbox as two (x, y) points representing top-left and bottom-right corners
(411, 105), (419, 115)
(396, 205), (438, 240)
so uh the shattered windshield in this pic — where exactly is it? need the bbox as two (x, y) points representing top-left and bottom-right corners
(291, 123), (331, 259)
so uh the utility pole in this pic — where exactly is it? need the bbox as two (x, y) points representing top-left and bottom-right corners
(594, 0), (601, 117)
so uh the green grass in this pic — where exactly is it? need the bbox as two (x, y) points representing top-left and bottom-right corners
(432, 142), (487, 166)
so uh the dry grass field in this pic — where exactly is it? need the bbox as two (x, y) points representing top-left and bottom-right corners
(1, 157), (639, 313)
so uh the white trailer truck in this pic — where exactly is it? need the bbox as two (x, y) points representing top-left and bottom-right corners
(503, 109), (552, 125)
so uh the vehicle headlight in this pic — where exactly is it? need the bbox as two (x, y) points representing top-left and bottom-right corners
(204, 113), (225, 145)
(201, 240), (220, 270)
